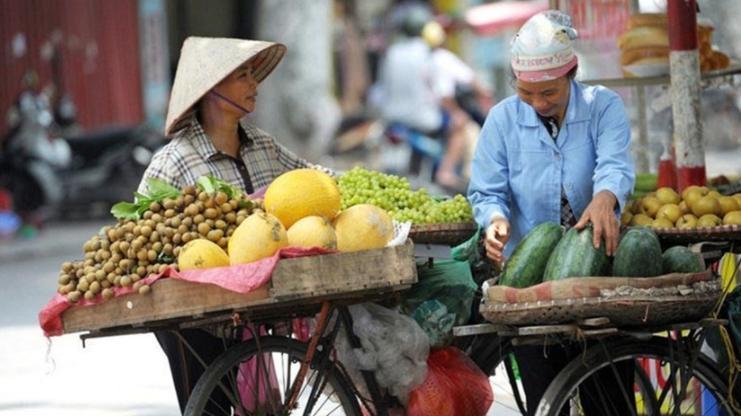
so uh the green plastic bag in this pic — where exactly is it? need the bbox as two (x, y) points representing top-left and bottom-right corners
(451, 227), (482, 264)
(404, 260), (478, 331)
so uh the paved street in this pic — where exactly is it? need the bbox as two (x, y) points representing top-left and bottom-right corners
(0, 220), (519, 415)
(0, 222), (180, 416)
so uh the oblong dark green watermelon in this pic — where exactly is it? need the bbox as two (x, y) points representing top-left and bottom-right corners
(543, 226), (610, 281)
(499, 222), (563, 288)
(612, 227), (663, 277)
(662, 246), (705, 274)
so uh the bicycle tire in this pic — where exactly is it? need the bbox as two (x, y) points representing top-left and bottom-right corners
(184, 336), (362, 416)
(463, 334), (528, 414)
(535, 336), (732, 416)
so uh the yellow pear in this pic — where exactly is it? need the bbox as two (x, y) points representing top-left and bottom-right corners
(651, 217), (674, 228)
(656, 203), (681, 223)
(681, 185), (707, 201)
(723, 210), (741, 225)
(676, 214), (698, 228)
(678, 200), (690, 215)
(621, 211), (633, 226)
(707, 190), (722, 199)
(691, 195), (721, 217)
(683, 189), (705, 211)
(640, 196), (662, 218)
(624, 199), (639, 215)
(733, 193), (741, 206)
(717, 196), (740, 215)
(656, 187), (681, 205)
(631, 213), (653, 226)
(697, 214), (722, 228)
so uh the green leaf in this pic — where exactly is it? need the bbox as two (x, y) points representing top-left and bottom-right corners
(196, 176), (217, 194)
(111, 202), (140, 220)
(195, 175), (243, 199)
(147, 177), (179, 195)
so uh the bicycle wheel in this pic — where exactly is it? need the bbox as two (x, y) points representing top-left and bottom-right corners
(184, 336), (361, 415)
(462, 334), (528, 414)
(535, 336), (732, 416)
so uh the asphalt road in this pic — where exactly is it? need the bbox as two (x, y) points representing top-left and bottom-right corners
(0, 227), (180, 416)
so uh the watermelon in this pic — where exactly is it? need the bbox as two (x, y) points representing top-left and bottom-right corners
(543, 226), (610, 281)
(612, 227), (663, 277)
(499, 222), (563, 288)
(662, 246), (705, 274)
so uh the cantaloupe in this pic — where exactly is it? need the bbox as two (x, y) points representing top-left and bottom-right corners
(178, 239), (230, 271)
(287, 216), (337, 249)
(228, 212), (288, 265)
(264, 169), (341, 228)
(333, 204), (393, 252)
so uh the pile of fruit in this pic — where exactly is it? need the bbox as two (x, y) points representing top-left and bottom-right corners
(57, 170), (396, 304)
(499, 223), (704, 289)
(56, 177), (259, 303)
(338, 166), (473, 224)
(624, 186), (741, 228)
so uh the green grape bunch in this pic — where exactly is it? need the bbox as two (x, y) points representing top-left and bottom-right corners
(337, 167), (473, 224)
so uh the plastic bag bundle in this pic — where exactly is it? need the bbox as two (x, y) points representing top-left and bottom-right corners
(407, 347), (494, 416)
(335, 302), (429, 405)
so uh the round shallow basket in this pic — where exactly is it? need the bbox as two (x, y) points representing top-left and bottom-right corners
(480, 291), (720, 328)
(651, 224), (741, 244)
(481, 272), (721, 328)
(409, 222), (478, 246)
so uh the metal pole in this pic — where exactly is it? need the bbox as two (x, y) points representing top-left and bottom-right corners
(635, 85), (649, 173)
(668, 0), (706, 191)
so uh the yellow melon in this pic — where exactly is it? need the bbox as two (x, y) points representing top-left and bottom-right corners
(228, 212), (288, 265)
(178, 239), (230, 271)
(264, 169), (341, 228)
(287, 216), (337, 249)
(333, 204), (393, 252)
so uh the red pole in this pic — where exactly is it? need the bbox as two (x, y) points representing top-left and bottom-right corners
(668, 0), (706, 191)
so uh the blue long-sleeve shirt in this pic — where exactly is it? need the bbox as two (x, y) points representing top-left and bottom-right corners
(467, 79), (635, 257)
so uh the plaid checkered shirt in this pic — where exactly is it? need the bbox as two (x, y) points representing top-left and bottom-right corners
(137, 115), (326, 195)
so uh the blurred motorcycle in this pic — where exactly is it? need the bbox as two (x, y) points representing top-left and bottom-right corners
(0, 88), (164, 220)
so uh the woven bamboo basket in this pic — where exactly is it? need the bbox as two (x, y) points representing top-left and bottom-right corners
(409, 222), (478, 245)
(651, 224), (741, 243)
(481, 272), (721, 327)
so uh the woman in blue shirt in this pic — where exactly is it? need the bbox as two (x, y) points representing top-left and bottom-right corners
(468, 10), (635, 415)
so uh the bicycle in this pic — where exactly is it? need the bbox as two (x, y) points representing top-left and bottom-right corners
(180, 299), (405, 416)
(453, 314), (739, 416)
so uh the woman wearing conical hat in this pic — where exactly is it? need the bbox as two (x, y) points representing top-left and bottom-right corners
(136, 37), (326, 414)
(138, 36), (325, 197)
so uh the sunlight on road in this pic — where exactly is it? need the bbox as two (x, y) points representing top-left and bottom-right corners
(0, 326), (179, 416)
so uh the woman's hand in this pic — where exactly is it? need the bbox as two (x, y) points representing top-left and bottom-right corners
(574, 190), (619, 256)
(485, 217), (510, 265)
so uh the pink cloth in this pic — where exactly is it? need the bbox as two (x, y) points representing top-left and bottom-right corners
(513, 56), (578, 82)
(38, 246), (333, 337)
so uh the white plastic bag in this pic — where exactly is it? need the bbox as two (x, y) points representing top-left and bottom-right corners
(335, 302), (429, 405)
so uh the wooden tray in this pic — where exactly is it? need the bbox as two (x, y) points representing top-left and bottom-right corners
(409, 222), (478, 246)
(61, 242), (417, 335)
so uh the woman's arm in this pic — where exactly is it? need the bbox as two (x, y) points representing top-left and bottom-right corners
(467, 114), (511, 228)
(575, 91), (635, 255)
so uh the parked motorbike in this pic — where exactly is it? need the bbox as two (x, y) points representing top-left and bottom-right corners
(0, 89), (164, 220)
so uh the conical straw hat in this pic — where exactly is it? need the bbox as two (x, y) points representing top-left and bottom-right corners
(164, 37), (286, 136)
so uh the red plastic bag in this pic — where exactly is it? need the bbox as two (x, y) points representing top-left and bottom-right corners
(407, 347), (493, 416)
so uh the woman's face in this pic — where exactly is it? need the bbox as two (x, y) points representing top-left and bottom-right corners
(212, 63), (258, 114)
(515, 76), (570, 121)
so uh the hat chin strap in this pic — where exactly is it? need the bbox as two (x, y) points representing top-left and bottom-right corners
(210, 90), (250, 114)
